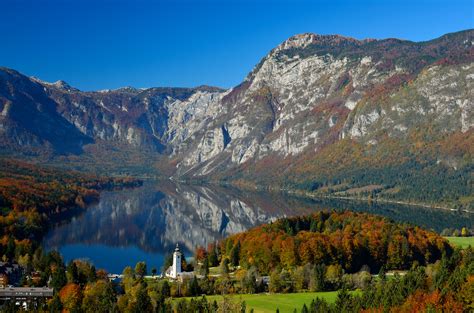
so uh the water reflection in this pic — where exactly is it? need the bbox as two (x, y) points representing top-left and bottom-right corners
(43, 180), (473, 273)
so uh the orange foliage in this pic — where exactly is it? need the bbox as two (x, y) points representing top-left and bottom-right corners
(59, 283), (82, 312)
(195, 246), (207, 262)
(219, 211), (451, 273)
(395, 290), (463, 313)
(0, 158), (141, 241)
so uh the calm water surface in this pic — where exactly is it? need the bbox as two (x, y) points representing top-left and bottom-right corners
(42, 180), (473, 274)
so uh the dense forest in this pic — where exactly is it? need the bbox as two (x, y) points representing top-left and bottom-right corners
(216, 211), (451, 274)
(0, 160), (470, 312)
(0, 158), (141, 257)
(228, 129), (474, 211)
(0, 199), (472, 312)
(293, 249), (474, 312)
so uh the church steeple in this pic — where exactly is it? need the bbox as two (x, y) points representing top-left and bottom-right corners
(171, 243), (182, 278)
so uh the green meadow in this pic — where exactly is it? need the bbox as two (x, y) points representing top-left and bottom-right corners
(444, 236), (474, 249)
(182, 291), (345, 313)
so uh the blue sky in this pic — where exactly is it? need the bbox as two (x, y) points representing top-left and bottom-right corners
(1, 0), (472, 91)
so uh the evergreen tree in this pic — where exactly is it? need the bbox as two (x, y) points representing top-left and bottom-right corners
(66, 261), (78, 284)
(301, 303), (309, 313)
(310, 219), (318, 232)
(335, 287), (353, 312)
(133, 282), (153, 313)
(378, 265), (386, 282)
(189, 276), (201, 296)
(230, 241), (241, 267)
(5, 237), (15, 261)
(220, 258), (230, 275)
(161, 280), (171, 297)
(208, 246), (219, 267)
(212, 300), (219, 312)
(87, 265), (97, 283)
(311, 264), (326, 292)
(240, 300), (246, 313)
(50, 266), (67, 291)
(49, 294), (62, 312)
(201, 258), (210, 276)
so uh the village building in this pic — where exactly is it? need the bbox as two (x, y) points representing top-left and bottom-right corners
(165, 244), (194, 280)
(0, 287), (54, 310)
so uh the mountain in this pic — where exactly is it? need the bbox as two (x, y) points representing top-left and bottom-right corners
(0, 30), (473, 208)
(0, 68), (93, 154)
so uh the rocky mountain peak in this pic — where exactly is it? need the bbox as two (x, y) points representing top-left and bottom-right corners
(113, 86), (144, 94)
(0, 30), (472, 201)
(274, 33), (365, 53)
(52, 80), (76, 91)
(30, 76), (79, 92)
(275, 33), (320, 51)
(192, 85), (227, 93)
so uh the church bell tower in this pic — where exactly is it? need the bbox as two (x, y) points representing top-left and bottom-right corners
(171, 243), (182, 278)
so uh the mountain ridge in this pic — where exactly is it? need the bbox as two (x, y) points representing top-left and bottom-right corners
(0, 29), (472, 208)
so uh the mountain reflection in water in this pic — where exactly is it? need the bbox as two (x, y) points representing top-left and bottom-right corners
(42, 180), (473, 274)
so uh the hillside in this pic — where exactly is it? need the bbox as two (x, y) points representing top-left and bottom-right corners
(217, 211), (451, 274)
(0, 159), (141, 243)
(0, 30), (472, 208)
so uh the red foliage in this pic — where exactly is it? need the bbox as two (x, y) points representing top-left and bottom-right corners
(395, 290), (463, 313)
(218, 211), (451, 273)
(195, 246), (207, 262)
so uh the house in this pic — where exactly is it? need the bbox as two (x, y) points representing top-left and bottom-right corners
(0, 287), (54, 310)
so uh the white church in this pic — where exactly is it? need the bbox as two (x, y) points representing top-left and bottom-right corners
(165, 244), (194, 279)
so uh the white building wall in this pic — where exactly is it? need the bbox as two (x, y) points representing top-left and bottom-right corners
(171, 248), (182, 278)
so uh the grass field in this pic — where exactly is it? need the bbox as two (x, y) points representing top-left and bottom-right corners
(444, 236), (474, 249)
(183, 291), (345, 313)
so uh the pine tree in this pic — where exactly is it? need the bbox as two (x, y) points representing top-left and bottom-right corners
(49, 294), (62, 312)
(189, 276), (201, 296)
(378, 265), (386, 282)
(161, 280), (171, 297)
(50, 266), (67, 291)
(335, 287), (353, 312)
(301, 303), (309, 313)
(230, 241), (241, 267)
(5, 237), (15, 261)
(134, 282), (153, 313)
(311, 264), (326, 291)
(202, 257), (210, 276)
(66, 261), (78, 284)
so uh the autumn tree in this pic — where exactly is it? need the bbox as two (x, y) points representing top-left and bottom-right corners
(135, 261), (147, 279)
(59, 283), (82, 312)
(82, 280), (116, 312)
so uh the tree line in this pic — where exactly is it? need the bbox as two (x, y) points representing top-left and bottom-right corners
(211, 211), (451, 274)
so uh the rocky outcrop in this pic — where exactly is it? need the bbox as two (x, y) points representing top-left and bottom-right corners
(0, 30), (472, 186)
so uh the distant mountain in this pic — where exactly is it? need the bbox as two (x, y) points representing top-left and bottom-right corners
(0, 29), (472, 208)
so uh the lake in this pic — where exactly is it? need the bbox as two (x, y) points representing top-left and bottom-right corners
(42, 180), (474, 274)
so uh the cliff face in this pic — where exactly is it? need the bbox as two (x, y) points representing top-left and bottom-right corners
(0, 30), (472, 206)
(174, 31), (473, 179)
